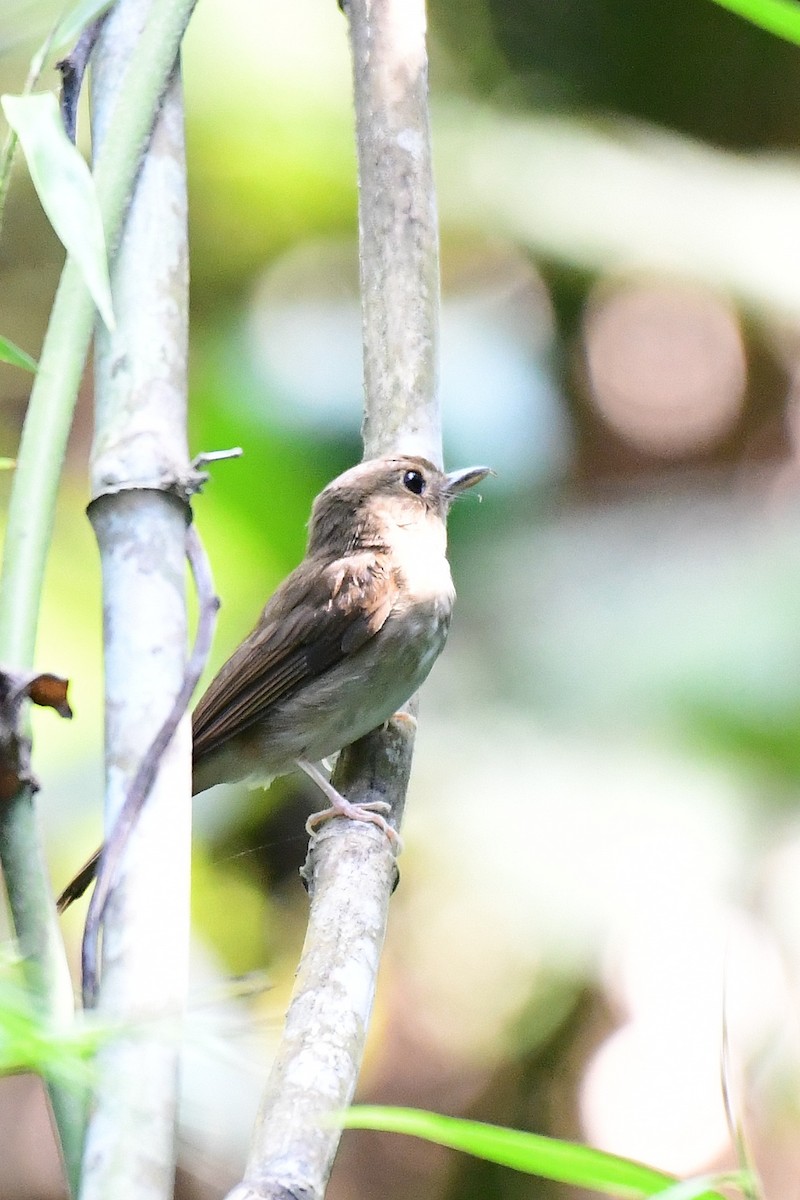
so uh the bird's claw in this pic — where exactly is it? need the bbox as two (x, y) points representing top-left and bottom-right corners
(306, 798), (401, 848)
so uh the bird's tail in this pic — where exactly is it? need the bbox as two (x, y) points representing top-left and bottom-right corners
(56, 847), (101, 914)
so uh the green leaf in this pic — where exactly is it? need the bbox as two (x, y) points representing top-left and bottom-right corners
(706, 0), (800, 45)
(650, 1173), (755, 1200)
(0, 950), (108, 1087)
(338, 1108), (727, 1200)
(0, 460), (16, 471)
(0, 335), (37, 373)
(1, 92), (115, 331)
(51, 0), (116, 53)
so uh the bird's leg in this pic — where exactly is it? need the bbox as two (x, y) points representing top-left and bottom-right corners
(297, 758), (399, 846)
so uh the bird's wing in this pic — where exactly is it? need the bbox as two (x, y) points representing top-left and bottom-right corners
(191, 553), (398, 763)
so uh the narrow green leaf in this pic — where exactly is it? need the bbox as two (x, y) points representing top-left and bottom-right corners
(651, 1172), (754, 1200)
(0, 460), (16, 470)
(339, 1108), (726, 1200)
(1, 92), (115, 331)
(51, 0), (116, 53)
(0, 336), (37, 373)
(706, 0), (800, 45)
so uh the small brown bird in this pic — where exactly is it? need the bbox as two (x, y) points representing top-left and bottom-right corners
(57, 454), (490, 912)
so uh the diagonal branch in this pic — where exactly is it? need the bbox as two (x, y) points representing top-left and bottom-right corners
(226, 716), (416, 1200)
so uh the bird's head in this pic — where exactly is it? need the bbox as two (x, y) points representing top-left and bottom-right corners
(306, 456), (491, 557)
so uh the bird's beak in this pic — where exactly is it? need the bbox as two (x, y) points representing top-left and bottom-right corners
(444, 465), (493, 496)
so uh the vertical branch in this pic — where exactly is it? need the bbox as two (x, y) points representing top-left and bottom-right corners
(225, 2), (440, 1198)
(78, 5), (192, 1197)
(351, 0), (442, 465)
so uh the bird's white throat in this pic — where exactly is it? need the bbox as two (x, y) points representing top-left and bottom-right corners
(385, 509), (454, 602)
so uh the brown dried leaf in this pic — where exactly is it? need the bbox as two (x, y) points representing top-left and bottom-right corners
(0, 667), (73, 803)
(25, 673), (73, 719)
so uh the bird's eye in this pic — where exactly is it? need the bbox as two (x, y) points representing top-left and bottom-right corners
(402, 469), (426, 495)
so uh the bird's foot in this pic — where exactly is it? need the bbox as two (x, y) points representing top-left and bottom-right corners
(298, 758), (401, 848)
(305, 797), (399, 844)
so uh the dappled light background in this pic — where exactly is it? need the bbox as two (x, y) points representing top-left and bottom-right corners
(3, 0), (800, 1197)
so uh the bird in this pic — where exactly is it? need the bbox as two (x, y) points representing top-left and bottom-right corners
(56, 454), (490, 912)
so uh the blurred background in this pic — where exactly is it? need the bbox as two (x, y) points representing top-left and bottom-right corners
(3, 0), (800, 1196)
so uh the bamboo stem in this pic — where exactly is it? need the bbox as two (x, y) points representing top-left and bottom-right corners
(0, 0), (198, 1189)
(77, 6), (192, 1194)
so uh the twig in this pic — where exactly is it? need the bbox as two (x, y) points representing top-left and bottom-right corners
(58, 18), (108, 145)
(81, 524), (219, 1007)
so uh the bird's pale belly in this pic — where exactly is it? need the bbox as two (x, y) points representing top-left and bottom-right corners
(192, 599), (452, 794)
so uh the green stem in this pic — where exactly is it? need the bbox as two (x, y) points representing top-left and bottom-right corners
(0, 787), (88, 1195)
(0, 0), (198, 1189)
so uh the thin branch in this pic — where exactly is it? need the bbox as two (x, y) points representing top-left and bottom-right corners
(82, 524), (219, 1007)
(226, 0), (441, 1196)
(58, 18), (107, 145)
